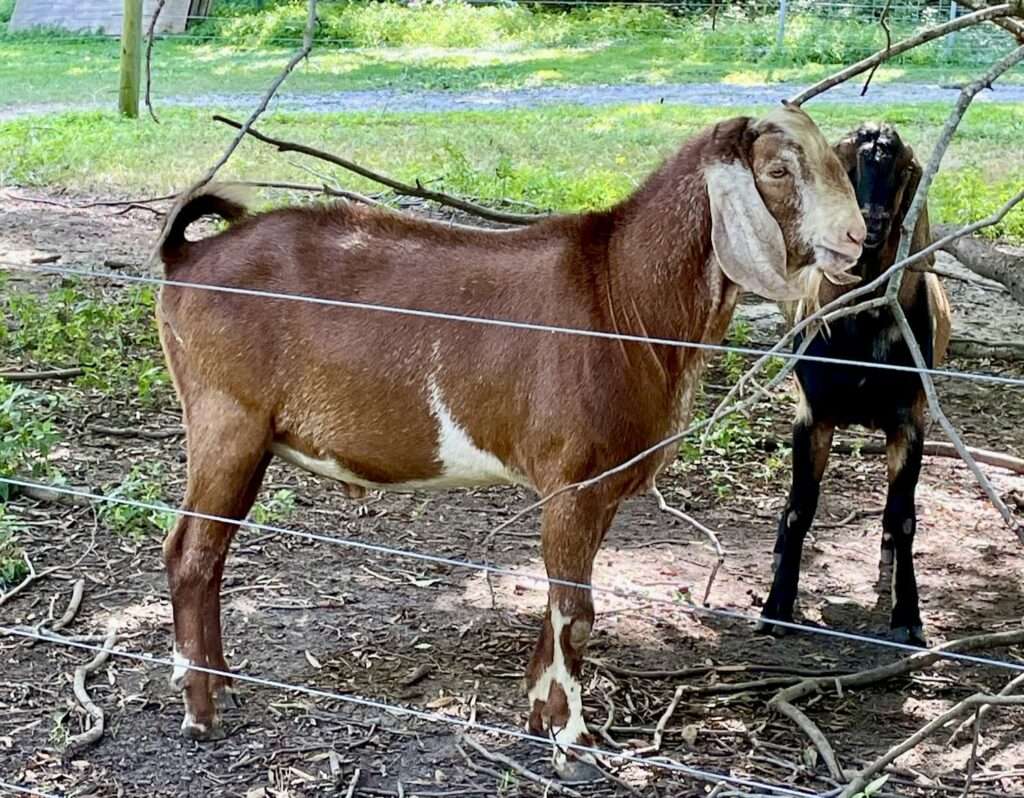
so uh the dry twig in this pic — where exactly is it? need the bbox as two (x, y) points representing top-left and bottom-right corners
(64, 625), (118, 757)
(144, 0), (168, 123)
(634, 685), (685, 755)
(790, 3), (1023, 105)
(840, 694), (1024, 798)
(0, 368), (85, 382)
(651, 485), (724, 605)
(947, 671), (1024, 746)
(212, 115), (547, 226)
(771, 626), (1024, 782)
(861, 0), (893, 96)
(461, 735), (583, 797)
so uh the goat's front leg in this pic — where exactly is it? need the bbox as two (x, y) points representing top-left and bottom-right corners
(883, 417), (926, 646)
(526, 492), (618, 780)
(760, 411), (834, 634)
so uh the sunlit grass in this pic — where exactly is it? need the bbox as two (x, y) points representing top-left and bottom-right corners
(1, 102), (1021, 239)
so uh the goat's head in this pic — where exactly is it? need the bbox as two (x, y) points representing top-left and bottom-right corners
(834, 122), (922, 251)
(703, 102), (865, 301)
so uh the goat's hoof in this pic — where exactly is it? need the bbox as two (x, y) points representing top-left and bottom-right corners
(892, 625), (927, 648)
(180, 713), (225, 742)
(553, 753), (603, 783)
(755, 612), (792, 637)
(213, 686), (240, 711)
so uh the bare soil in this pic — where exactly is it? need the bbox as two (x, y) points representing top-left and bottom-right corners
(1, 191), (1023, 798)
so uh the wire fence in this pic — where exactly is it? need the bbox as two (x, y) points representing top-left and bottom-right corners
(2, 244), (1023, 794)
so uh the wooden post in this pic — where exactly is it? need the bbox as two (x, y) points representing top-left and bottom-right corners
(119, 0), (144, 118)
(776, 0), (788, 50)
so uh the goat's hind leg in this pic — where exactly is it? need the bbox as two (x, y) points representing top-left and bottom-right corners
(760, 413), (834, 635)
(164, 404), (269, 740)
(884, 417), (926, 647)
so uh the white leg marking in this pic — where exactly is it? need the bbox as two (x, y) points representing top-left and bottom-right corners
(171, 643), (193, 692)
(526, 606), (589, 759)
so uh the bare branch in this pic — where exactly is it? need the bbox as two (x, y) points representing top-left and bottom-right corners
(198, 1), (318, 187)
(790, 3), (1021, 105)
(212, 115), (547, 226)
(64, 625), (118, 757)
(861, 0), (893, 96)
(652, 485), (725, 605)
(840, 694), (1024, 798)
(144, 0), (167, 123)
(771, 626), (1024, 783)
(957, 0), (1024, 42)
(947, 671), (1024, 745)
(934, 222), (1024, 305)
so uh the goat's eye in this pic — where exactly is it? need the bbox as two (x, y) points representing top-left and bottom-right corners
(768, 166), (789, 179)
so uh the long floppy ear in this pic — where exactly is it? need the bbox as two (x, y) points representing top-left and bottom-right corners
(706, 161), (803, 300)
(893, 145), (933, 262)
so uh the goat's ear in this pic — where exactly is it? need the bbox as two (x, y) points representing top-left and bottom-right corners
(706, 162), (802, 300)
(897, 147), (933, 258)
(833, 132), (859, 176)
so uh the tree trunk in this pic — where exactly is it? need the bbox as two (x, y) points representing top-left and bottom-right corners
(933, 223), (1024, 306)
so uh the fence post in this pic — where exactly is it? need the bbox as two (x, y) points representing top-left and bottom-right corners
(119, 0), (143, 118)
(945, 1), (958, 60)
(770, 0), (786, 51)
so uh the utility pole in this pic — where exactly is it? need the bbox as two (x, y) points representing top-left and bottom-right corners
(119, 0), (143, 117)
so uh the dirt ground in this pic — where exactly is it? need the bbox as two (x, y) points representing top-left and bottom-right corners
(1, 191), (1023, 798)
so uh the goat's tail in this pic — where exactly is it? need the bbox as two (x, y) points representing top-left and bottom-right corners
(152, 182), (253, 269)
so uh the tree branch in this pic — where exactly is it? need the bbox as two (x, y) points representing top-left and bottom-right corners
(933, 222), (1024, 306)
(211, 115), (547, 226)
(790, 3), (1021, 105)
(956, 0), (1024, 43)
(144, 0), (167, 123)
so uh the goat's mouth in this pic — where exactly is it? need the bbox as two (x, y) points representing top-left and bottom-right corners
(813, 245), (861, 284)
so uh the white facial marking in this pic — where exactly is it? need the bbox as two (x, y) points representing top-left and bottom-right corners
(171, 644), (192, 691)
(527, 606), (589, 757)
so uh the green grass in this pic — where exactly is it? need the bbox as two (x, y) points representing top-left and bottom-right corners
(1, 280), (171, 405)
(0, 3), (1019, 109)
(2, 102), (1022, 240)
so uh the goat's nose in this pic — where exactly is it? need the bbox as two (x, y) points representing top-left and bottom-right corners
(846, 226), (866, 247)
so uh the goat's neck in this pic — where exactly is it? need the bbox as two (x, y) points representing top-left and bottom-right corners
(602, 164), (737, 394)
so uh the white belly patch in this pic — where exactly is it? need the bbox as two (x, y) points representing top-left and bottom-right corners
(271, 377), (528, 492)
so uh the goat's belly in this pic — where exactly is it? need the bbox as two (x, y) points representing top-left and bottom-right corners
(269, 439), (530, 493)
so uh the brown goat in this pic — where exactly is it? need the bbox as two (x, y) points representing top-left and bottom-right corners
(156, 104), (865, 774)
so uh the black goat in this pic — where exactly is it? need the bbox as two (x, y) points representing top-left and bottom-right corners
(760, 123), (952, 647)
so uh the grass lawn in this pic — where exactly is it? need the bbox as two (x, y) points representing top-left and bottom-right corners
(2, 3), (1021, 110)
(2, 101), (1023, 241)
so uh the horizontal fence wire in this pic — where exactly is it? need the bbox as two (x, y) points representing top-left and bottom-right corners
(2, 260), (1023, 389)
(3, 476), (1023, 674)
(0, 783), (60, 798)
(0, 626), (820, 798)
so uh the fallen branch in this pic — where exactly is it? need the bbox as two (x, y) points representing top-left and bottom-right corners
(651, 485), (724, 605)
(87, 424), (183, 440)
(634, 685), (685, 755)
(0, 367), (85, 382)
(212, 115), (546, 226)
(64, 625), (117, 757)
(50, 578), (85, 634)
(771, 626), (1024, 781)
(5, 192), (175, 209)
(860, 0), (893, 96)
(0, 554), (60, 609)
(933, 222), (1024, 306)
(790, 3), (1023, 105)
(949, 337), (1024, 360)
(946, 670), (1024, 746)
(840, 694), (1024, 798)
(144, 0), (167, 123)
(460, 736), (582, 797)
(821, 439), (1024, 475)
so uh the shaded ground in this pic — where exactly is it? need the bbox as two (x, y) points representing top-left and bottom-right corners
(5, 79), (1024, 121)
(1, 193), (1023, 798)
